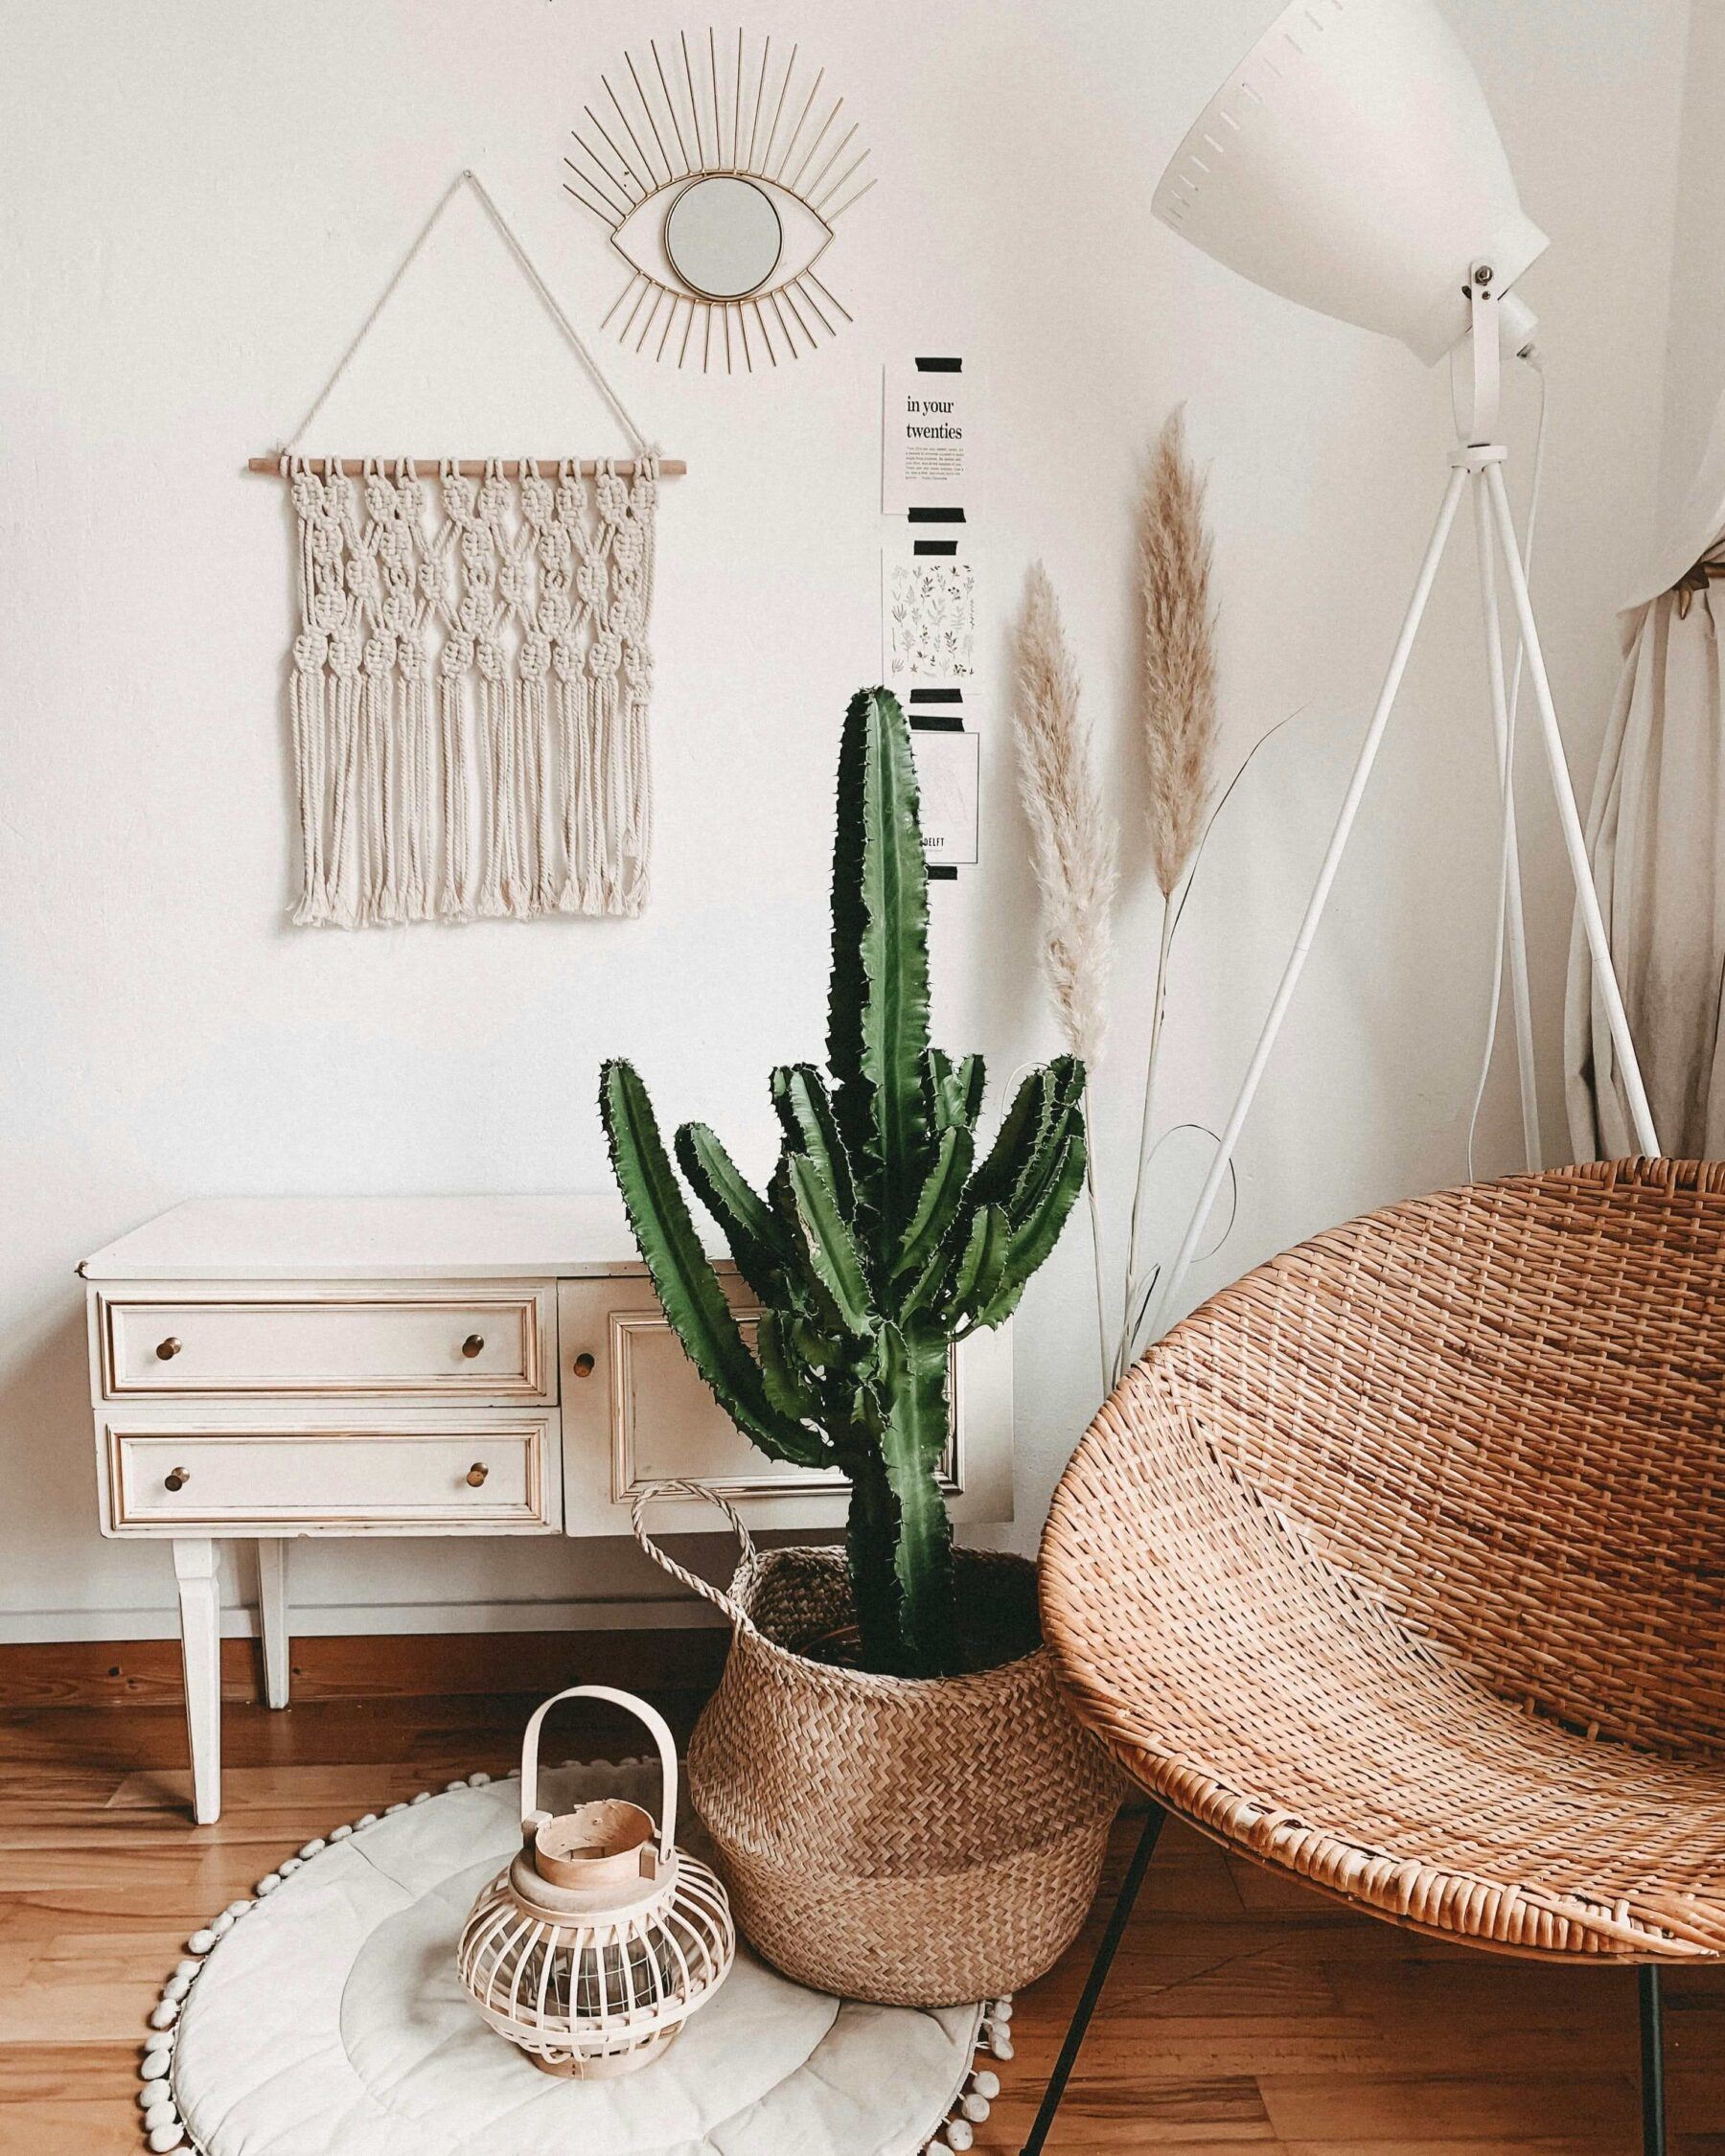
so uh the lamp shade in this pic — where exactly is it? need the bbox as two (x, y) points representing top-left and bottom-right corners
(1152, 0), (1548, 365)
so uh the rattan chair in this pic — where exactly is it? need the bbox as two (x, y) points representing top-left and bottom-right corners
(1036, 1159), (1725, 2156)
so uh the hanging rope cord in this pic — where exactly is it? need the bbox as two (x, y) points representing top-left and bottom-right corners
(276, 169), (653, 459)
(1466, 357), (1549, 1181)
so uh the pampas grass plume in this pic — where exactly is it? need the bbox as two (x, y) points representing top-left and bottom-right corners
(1012, 563), (1118, 1067)
(1139, 406), (1218, 895)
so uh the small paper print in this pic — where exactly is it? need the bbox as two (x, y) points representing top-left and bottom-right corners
(886, 559), (977, 681)
(911, 728), (980, 867)
(882, 360), (981, 515)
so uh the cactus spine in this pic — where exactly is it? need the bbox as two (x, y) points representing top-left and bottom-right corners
(601, 687), (1086, 1677)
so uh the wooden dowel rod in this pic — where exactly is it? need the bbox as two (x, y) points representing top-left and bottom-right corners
(247, 456), (686, 478)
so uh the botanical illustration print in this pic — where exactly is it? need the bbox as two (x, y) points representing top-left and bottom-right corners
(887, 561), (977, 680)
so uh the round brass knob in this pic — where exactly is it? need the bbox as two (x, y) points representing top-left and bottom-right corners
(572, 1352), (596, 1378)
(465, 1462), (489, 1488)
(461, 1334), (485, 1360)
(164, 1466), (191, 1492)
(156, 1338), (182, 1362)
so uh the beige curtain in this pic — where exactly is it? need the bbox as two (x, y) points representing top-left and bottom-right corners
(1566, 398), (1725, 1159)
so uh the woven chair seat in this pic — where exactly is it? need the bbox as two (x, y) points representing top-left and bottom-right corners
(1042, 1159), (1725, 1963)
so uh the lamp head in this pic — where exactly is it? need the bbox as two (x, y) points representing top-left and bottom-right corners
(1153, 0), (1547, 366)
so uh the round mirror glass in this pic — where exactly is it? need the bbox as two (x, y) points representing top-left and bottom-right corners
(664, 175), (783, 301)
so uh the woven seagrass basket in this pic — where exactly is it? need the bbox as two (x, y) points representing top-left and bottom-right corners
(633, 1479), (1123, 2007)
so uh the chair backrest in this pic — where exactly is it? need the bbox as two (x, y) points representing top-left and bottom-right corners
(1148, 1159), (1725, 1758)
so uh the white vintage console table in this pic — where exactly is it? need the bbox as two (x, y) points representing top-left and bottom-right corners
(81, 1196), (1013, 1823)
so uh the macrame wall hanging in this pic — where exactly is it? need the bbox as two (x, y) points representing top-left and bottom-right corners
(254, 172), (683, 927)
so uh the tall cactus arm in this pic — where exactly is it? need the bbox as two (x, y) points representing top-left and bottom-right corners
(785, 1308), (844, 1372)
(825, 687), (934, 1242)
(787, 1153), (876, 1336)
(1008, 1092), (1087, 1227)
(1009, 1123), (1081, 1231)
(770, 1065), (857, 1220)
(675, 1121), (795, 1302)
(928, 1050), (986, 1134)
(1024, 1051), (1082, 1129)
(968, 1055), (1084, 1224)
(768, 1153), (843, 1336)
(754, 1310), (831, 1435)
(894, 1125), (976, 1283)
(872, 1324), (958, 1678)
(600, 1061), (825, 1468)
(975, 1128), (1088, 1330)
(968, 1060), (1069, 1208)
(899, 1217), (962, 1321)
(946, 1202), (1011, 1323)
(843, 1445), (910, 1677)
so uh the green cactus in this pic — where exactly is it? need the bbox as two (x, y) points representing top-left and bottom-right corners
(600, 687), (1086, 1678)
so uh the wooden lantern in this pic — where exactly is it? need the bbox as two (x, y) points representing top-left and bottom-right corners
(457, 1685), (733, 2078)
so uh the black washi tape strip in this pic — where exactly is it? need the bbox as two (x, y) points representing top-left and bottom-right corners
(908, 506), (966, 523)
(908, 713), (965, 732)
(913, 539), (958, 557)
(914, 356), (962, 372)
(928, 862), (960, 879)
(909, 688), (964, 703)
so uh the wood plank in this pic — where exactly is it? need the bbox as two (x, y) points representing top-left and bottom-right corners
(1258, 2072), (1641, 2144)
(0, 1684), (1720, 2152)
(0, 1627), (729, 1709)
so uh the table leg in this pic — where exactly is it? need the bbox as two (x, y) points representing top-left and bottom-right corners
(172, 1537), (221, 1825)
(257, 1538), (290, 1710)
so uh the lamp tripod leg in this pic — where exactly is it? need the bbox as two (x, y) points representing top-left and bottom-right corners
(1470, 470), (1542, 1170)
(1145, 465), (1471, 1339)
(1482, 462), (1661, 1156)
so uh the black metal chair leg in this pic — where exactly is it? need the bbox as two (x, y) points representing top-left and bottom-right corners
(1028, 1837), (1675, 2156)
(1640, 1964), (1667, 2156)
(1019, 1803), (1165, 2156)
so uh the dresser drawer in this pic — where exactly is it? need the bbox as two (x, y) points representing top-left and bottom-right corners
(98, 1285), (555, 1401)
(104, 1415), (558, 1532)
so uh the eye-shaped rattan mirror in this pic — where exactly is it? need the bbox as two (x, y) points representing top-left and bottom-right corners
(563, 28), (875, 372)
(664, 174), (782, 298)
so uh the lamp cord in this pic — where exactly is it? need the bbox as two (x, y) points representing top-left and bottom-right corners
(1466, 356), (1548, 1181)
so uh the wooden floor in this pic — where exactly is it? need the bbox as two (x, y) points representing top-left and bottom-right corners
(3, 1674), (1721, 2154)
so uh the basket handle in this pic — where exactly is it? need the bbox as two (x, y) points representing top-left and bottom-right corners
(518, 1684), (679, 1855)
(630, 1477), (760, 1638)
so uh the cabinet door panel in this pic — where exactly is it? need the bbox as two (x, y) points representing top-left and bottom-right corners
(558, 1273), (1012, 1538)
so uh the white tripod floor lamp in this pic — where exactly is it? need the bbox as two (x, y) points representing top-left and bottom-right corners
(1146, 0), (1661, 1337)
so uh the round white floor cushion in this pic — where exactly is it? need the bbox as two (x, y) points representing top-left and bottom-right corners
(162, 1762), (998, 2156)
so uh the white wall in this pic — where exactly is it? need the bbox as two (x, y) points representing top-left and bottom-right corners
(1660, 0), (1725, 523)
(0, 0), (1692, 1640)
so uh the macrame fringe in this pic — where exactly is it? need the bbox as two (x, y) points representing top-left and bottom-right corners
(284, 454), (657, 928)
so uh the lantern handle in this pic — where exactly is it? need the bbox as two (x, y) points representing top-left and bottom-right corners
(518, 1685), (679, 1858)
